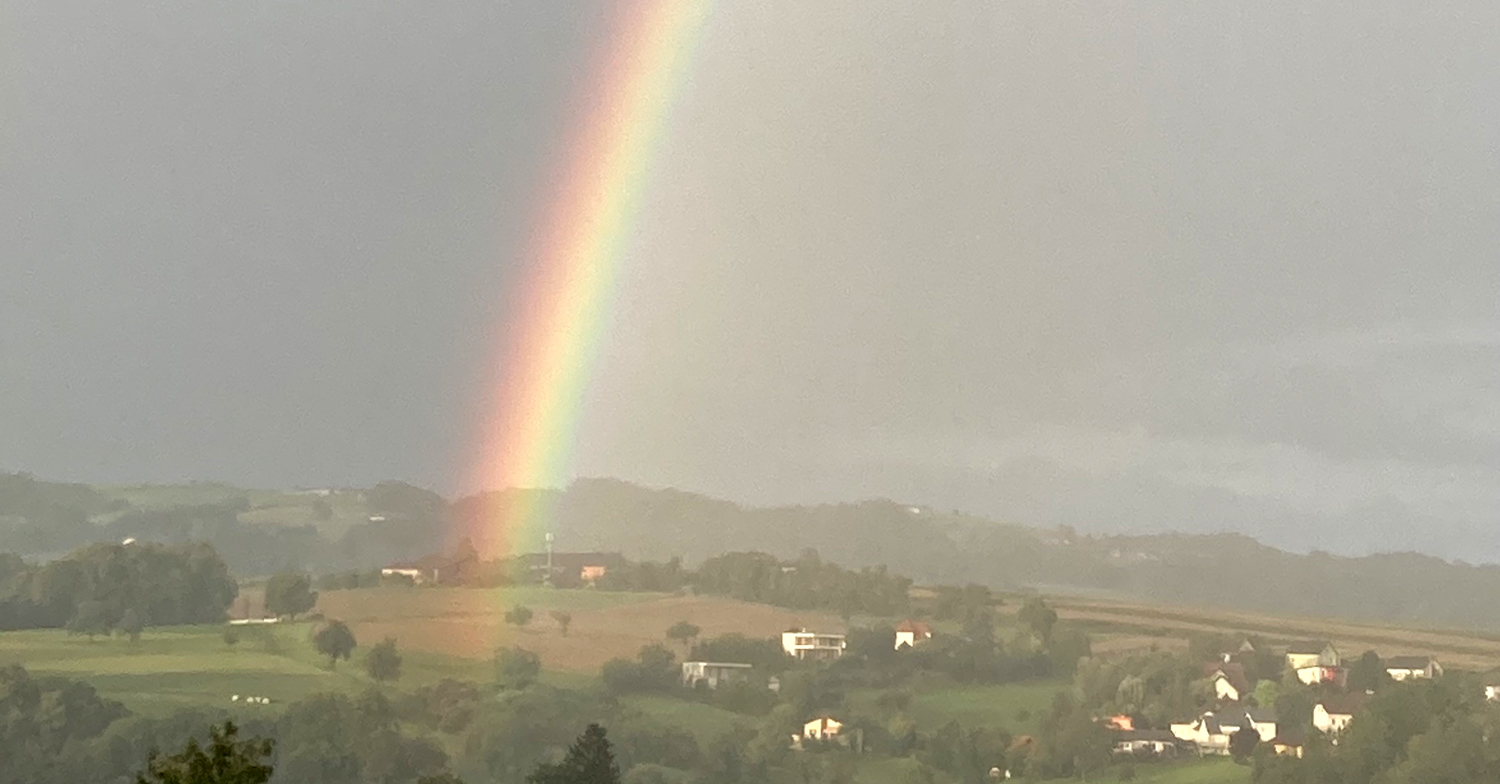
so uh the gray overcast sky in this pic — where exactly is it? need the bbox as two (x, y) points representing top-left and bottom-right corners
(3, 1), (1498, 560)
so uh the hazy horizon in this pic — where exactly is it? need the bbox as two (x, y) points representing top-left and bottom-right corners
(5, 1), (1498, 561)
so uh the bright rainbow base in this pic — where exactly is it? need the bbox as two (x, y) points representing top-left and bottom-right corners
(472, 1), (713, 560)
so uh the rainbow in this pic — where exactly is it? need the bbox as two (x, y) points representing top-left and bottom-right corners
(471, 1), (713, 557)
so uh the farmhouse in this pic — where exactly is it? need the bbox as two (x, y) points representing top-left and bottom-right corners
(1295, 665), (1347, 686)
(1286, 641), (1340, 670)
(802, 716), (843, 741)
(1313, 694), (1368, 736)
(782, 629), (846, 661)
(517, 552), (625, 586)
(1385, 655), (1443, 681)
(381, 554), (451, 585)
(1271, 731), (1307, 759)
(1112, 729), (1180, 757)
(1216, 637), (1262, 664)
(1169, 709), (1276, 756)
(793, 716), (849, 749)
(680, 661), (753, 690)
(1205, 662), (1251, 703)
(894, 620), (933, 650)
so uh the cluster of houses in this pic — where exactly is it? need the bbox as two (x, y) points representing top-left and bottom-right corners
(681, 622), (944, 749)
(1110, 639), (1448, 759)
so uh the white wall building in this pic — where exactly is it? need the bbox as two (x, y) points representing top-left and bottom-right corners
(782, 629), (846, 661)
(680, 661), (753, 690)
(1385, 656), (1442, 681)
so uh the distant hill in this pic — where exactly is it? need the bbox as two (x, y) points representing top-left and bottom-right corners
(9, 472), (1500, 629)
(451, 478), (1500, 630)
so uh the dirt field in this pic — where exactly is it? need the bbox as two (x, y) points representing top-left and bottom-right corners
(1024, 596), (1500, 671)
(313, 587), (845, 673)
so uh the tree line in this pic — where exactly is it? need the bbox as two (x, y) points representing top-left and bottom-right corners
(0, 542), (237, 634)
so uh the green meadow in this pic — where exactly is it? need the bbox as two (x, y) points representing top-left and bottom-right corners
(0, 621), (580, 717)
(907, 679), (1069, 735)
(1044, 759), (1250, 784)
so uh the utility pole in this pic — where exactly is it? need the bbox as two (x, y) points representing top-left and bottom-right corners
(545, 531), (554, 588)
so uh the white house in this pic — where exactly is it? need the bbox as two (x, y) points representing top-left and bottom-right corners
(895, 620), (934, 650)
(1112, 730), (1180, 757)
(802, 716), (843, 741)
(1313, 695), (1367, 736)
(1169, 709), (1275, 756)
(782, 629), (846, 661)
(793, 716), (848, 749)
(1286, 641), (1340, 671)
(680, 661), (753, 690)
(1385, 655), (1442, 681)
(1485, 684), (1500, 702)
(1206, 664), (1250, 703)
(1271, 734), (1306, 759)
(1295, 665), (1346, 686)
(381, 566), (428, 584)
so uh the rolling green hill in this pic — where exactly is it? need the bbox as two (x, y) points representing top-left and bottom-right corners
(12, 472), (1500, 630)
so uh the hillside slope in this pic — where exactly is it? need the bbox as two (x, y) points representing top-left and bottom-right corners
(10, 472), (1500, 629)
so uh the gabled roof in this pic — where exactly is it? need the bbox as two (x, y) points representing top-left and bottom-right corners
(1385, 655), (1436, 670)
(896, 620), (933, 635)
(1244, 707), (1276, 724)
(1206, 662), (1251, 695)
(1287, 640), (1334, 655)
(1317, 693), (1370, 717)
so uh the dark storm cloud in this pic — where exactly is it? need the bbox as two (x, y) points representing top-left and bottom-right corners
(2, 0), (606, 486)
(3, 1), (1498, 558)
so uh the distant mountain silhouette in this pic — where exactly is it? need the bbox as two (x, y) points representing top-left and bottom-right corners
(8, 472), (1500, 628)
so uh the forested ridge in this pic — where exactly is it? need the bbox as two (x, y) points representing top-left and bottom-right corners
(0, 541), (237, 632)
(12, 473), (1500, 627)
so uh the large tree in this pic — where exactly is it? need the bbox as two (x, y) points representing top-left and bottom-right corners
(1347, 650), (1391, 694)
(1229, 726), (1260, 763)
(135, 721), (274, 784)
(117, 607), (145, 643)
(314, 620), (357, 668)
(527, 724), (620, 784)
(364, 636), (403, 683)
(1017, 597), (1058, 642)
(263, 572), (317, 620)
(496, 646), (541, 690)
(665, 621), (700, 654)
(505, 605), (533, 629)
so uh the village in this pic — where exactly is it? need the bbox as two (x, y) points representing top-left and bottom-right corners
(376, 545), (1493, 773)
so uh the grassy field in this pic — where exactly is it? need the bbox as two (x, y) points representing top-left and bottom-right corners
(1013, 595), (1500, 671)
(0, 619), (583, 717)
(1076, 759), (1250, 784)
(95, 484), (372, 536)
(0, 624), (368, 716)
(622, 694), (750, 744)
(907, 679), (1068, 735)
(0, 586), (843, 716)
(315, 586), (845, 673)
(854, 754), (1248, 784)
(97, 483), (291, 511)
